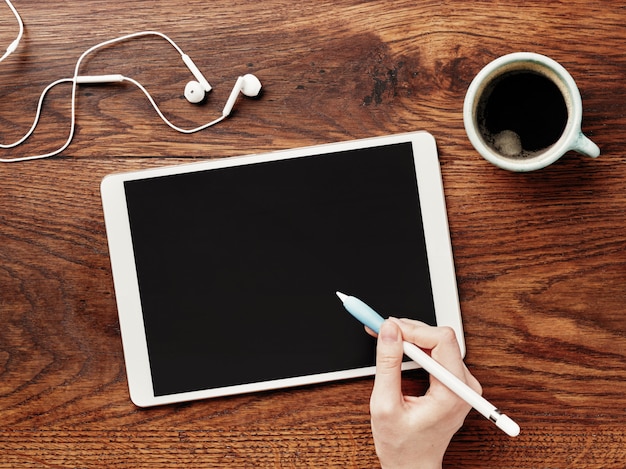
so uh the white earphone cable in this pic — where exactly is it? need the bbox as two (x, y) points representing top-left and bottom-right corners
(0, 78), (73, 157)
(1, 79), (74, 149)
(122, 76), (226, 134)
(0, 0), (23, 63)
(1, 31), (228, 163)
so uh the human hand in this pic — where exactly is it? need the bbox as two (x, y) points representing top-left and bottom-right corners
(369, 318), (482, 469)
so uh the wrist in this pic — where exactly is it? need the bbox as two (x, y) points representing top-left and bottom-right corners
(380, 460), (442, 469)
(378, 452), (444, 469)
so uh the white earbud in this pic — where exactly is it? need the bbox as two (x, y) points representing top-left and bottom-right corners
(184, 80), (206, 104)
(222, 74), (262, 117)
(182, 53), (212, 104)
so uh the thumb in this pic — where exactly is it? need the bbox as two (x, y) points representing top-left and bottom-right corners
(371, 319), (404, 408)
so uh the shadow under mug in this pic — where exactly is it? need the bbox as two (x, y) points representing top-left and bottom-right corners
(463, 52), (599, 171)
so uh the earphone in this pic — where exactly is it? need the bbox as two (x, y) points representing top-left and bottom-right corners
(1, 2), (263, 162)
(182, 53), (212, 104)
(222, 74), (263, 117)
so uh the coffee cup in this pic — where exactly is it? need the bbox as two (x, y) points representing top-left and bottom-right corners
(463, 52), (599, 171)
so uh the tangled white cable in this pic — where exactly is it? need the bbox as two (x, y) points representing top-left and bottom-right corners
(1, 5), (262, 163)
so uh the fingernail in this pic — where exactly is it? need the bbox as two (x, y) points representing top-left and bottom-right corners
(379, 320), (400, 344)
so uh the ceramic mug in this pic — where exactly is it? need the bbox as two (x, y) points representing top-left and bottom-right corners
(463, 52), (599, 171)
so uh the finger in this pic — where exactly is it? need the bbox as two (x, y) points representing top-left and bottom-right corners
(462, 368), (483, 395)
(390, 318), (467, 381)
(364, 325), (378, 338)
(371, 320), (405, 412)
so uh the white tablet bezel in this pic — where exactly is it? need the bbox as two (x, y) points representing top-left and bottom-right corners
(101, 131), (464, 407)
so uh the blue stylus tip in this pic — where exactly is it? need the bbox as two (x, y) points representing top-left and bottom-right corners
(336, 291), (385, 333)
(336, 291), (349, 302)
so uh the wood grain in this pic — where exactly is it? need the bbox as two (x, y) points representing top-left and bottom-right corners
(1, 1), (625, 467)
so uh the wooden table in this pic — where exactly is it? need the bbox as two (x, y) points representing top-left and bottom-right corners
(1, 1), (625, 467)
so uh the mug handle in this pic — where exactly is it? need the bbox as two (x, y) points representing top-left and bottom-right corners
(572, 132), (600, 158)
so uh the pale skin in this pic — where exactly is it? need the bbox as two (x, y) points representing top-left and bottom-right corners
(368, 318), (482, 469)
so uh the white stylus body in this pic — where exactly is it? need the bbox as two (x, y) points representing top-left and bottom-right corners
(336, 291), (520, 437)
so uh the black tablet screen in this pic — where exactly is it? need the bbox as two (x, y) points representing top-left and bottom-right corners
(124, 142), (435, 396)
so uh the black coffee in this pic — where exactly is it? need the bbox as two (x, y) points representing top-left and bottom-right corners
(477, 71), (568, 158)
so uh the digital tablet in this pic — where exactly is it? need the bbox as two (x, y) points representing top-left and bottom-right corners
(101, 131), (464, 407)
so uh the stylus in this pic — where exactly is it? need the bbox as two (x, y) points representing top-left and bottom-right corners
(335, 291), (520, 437)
